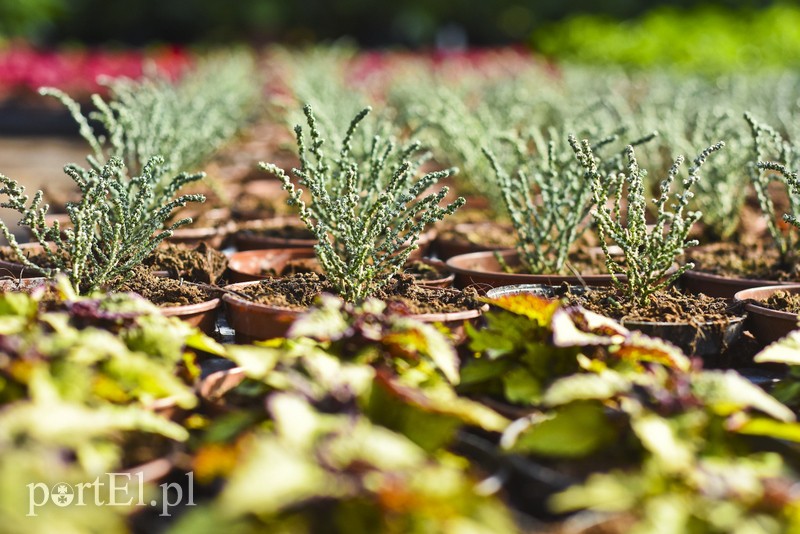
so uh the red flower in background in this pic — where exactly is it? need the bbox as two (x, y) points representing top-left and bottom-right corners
(0, 43), (192, 103)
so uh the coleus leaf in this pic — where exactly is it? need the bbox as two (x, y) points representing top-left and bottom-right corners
(754, 331), (800, 366)
(550, 306), (628, 347)
(483, 293), (560, 325)
(692, 370), (795, 423)
(385, 318), (460, 385)
(543, 371), (632, 406)
(725, 413), (800, 443)
(501, 401), (615, 457)
(613, 332), (690, 371)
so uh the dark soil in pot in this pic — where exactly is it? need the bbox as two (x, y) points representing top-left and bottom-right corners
(233, 272), (480, 315)
(119, 268), (218, 307)
(142, 242), (228, 284)
(734, 285), (800, 346)
(686, 242), (798, 280)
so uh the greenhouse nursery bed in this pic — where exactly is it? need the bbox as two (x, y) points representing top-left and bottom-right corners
(5, 45), (800, 534)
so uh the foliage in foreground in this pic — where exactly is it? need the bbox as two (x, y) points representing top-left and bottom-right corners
(262, 104), (464, 303)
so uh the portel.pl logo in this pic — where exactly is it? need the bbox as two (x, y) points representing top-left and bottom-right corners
(27, 472), (195, 517)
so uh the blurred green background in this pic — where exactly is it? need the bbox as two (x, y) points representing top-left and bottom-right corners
(0, 0), (781, 46)
(1, 0), (798, 72)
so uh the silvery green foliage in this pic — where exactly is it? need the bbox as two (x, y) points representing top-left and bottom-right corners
(674, 109), (751, 242)
(39, 51), (257, 192)
(261, 105), (464, 303)
(573, 136), (724, 306)
(745, 113), (800, 265)
(0, 157), (204, 294)
(484, 129), (654, 275)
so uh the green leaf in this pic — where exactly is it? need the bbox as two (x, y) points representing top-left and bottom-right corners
(692, 370), (795, 423)
(754, 331), (800, 366)
(387, 318), (461, 385)
(224, 345), (282, 379)
(502, 366), (543, 405)
(543, 371), (631, 406)
(631, 414), (694, 473)
(729, 416), (800, 443)
(502, 401), (614, 457)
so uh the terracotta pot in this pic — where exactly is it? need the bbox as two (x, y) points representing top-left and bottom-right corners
(165, 208), (233, 249)
(682, 269), (795, 300)
(734, 285), (800, 346)
(228, 247), (318, 283)
(222, 280), (484, 343)
(433, 222), (515, 260)
(159, 298), (221, 335)
(406, 258), (455, 288)
(487, 284), (746, 360)
(228, 248), (454, 287)
(446, 250), (620, 293)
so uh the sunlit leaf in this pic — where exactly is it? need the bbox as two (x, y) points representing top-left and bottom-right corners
(631, 414), (694, 472)
(386, 318), (460, 385)
(484, 293), (560, 325)
(754, 331), (800, 366)
(502, 401), (614, 457)
(551, 307), (628, 347)
(728, 415), (800, 443)
(692, 370), (795, 423)
(614, 332), (690, 371)
(543, 371), (631, 406)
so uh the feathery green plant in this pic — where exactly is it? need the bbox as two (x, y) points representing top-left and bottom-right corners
(573, 136), (724, 306)
(39, 51), (257, 196)
(261, 104), (464, 303)
(0, 157), (203, 294)
(745, 112), (800, 267)
(485, 128), (655, 274)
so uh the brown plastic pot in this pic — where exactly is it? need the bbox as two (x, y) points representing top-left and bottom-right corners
(159, 298), (221, 335)
(446, 249), (620, 293)
(487, 284), (746, 360)
(233, 217), (316, 251)
(228, 247), (318, 283)
(433, 222), (515, 260)
(734, 285), (800, 346)
(222, 280), (484, 343)
(165, 208), (232, 249)
(682, 269), (795, 300)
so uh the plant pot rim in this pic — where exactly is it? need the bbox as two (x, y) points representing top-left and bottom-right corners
(733, 284), (800, 319)
(684, 268), (795, 287)
(159, 297), (222, 316)
(446, 249), (622, 284)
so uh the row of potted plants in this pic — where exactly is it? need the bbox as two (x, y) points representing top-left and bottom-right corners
(5, 46), (800, 531)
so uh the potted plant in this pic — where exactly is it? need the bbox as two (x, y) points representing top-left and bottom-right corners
(488, 137), (745, 359)
(0, 156), (221, 331)
(223, 104), (482, 341)
(683, 113), (800, 297)
(446, 129), (654, 290)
